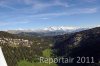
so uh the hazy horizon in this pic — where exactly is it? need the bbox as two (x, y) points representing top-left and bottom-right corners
(0, 25), (100, 31)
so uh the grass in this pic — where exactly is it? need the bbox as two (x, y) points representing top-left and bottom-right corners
(18, 49), (57, 66)
(42, 49), (52, 57)
(18, 60), (57, 66)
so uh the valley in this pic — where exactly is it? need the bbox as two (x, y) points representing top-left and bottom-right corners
(0, 27), (100, 66)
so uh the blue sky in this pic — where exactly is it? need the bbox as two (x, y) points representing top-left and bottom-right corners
(0, 0), (100, 30)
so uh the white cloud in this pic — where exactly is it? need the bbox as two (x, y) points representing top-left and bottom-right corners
(82, 0), (97, 2)
(0, 0), (16, 10)
(76, 8), (98, 14)
(24, 7), (98, 17)
(0, 21), (29, 26)
(31, 1), (69, 11)
(40, 17), (49, 20)
(18, 0), (33, 5)
(0, 22), (10, 26)
(0, 0), (99, 22)
(0, 4), (16, 10)
(17, 0), (69, 10)
(0, 0), (70, 15)
(5, 7), (98, 22)
(54, 0), (69, 7)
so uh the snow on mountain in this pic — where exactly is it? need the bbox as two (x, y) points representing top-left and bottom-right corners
(43, 26), (80, 31)
(31, 26), (88, 36)
(6, 26), (88, 36)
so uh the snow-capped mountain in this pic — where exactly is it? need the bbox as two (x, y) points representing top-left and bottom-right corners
(6, 26), (88, 36)
(35, 26), (87, 33)
(43, 26), (80, 31)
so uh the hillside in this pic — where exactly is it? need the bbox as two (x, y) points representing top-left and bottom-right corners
(0, 31), (54, 66)
(53, 27), (100, 66)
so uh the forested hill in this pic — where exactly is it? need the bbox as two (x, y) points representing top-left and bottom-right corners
(0, 31), (54, 66)
(0, 31), (18, 38)
(53, 27), (100, 66)
(0, 31), (33, 40)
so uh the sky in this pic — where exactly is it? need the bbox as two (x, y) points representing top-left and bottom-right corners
(0, 0), (100, 30)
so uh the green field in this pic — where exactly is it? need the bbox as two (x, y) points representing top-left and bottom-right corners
(18, 60), (57, 66)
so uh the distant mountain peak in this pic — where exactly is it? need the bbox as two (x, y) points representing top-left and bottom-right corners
(6, 26), (89, 36)
(43, 26), (80, 31)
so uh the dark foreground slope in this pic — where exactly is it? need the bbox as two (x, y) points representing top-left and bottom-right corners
(53, 27), (100, 66)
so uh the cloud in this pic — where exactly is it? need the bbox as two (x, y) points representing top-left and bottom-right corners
(29, 0), (69, 11)
(4, 7), (97, 23)
(0, 4), (16, 10)
(0, 0), (98, 15)
(16, 0), (69, 10)
(0, 0), (70, 16)
(0, 21), (29, 26)
(39, 17), (49, 20)
(54, 0), (69, 7)
(76, 8), (98, 14)
(81, 0), (97, 2)
(5, 7), (96, 25)
(0, 0), (16, 10)
(23, 7), (98, 18)
(0, 0), (99, 23)
(0, 22), (10, 26)
(18, 0), (33, 5)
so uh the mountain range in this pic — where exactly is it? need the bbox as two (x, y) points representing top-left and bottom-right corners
(0, 26), (100, 66)
(7, 26), (88, 36)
